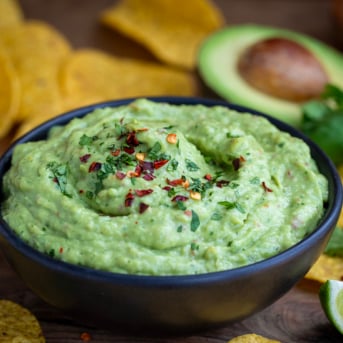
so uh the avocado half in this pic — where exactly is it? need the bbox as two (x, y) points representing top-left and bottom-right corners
(198, 24), (343, 127)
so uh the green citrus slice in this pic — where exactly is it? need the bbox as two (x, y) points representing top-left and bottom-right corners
(319, 279), (343, 334)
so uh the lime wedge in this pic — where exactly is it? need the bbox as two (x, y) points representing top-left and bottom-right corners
(319, 280), (343, 334)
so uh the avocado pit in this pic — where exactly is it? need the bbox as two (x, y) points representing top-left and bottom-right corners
(237, 37), (329, 102)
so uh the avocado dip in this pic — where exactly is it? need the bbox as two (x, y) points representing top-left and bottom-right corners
(1, 99), (328, 275)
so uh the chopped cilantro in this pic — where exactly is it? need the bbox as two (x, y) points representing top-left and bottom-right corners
(46, 161), (71, 197)
(190, 242), (199, 251)
(114, 122), (128, 137)
(250, 177), (260, 185)
(167, 158), (179, 172)
(176, 200), (187, 210)
(185, 159), (200, 171)
(218, 201), (245, 213)
(190, 210), (200, 232)
(148, 142), (162, 160)
(79, 134), (98, 146)
(211, 212), (222, 221)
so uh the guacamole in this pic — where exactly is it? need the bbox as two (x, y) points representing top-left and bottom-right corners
(1, 99), (328, 275)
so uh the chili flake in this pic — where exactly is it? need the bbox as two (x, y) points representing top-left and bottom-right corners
(139, 202), (149, 214)
(80, 332), (91, 341)
(115, 171), (126, 180)
(88, 162), (102, 173)
(79, 154), (91, 163)
(125, 191), (135, 207)
(135, 189), (154, 197)
(262, 181), (273, 192)
(172, 195), (189, 202)
(166, 133), (177, 144)
(232, 155), (246, 171)
(190, 191), (201, 200)
(154, 159), (169, 169)
(111, 148), (121, 156)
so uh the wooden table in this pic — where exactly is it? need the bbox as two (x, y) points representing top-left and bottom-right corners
(1, 1), (343, 342)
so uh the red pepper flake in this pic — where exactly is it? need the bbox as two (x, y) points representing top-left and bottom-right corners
(125, 191), (135, 207)
(262, 181), (273, 192)
(88, 162), (102, 172)
(232, 155), (246, 171)
(115, 171), (126, 180)
(111, 149), (121, 156)
(126, 131), (140, 147)
(162, 186), (172, 191)
(204, 174), (212, 181)
(134, 164), (143, 177)
(53, 177), (58, 183)
(216, 180), (230, 188)
(59, 247), (64, 254)
(139, 202), (149, 214)
(80, 332), (91, 341)
(166, 178), (184, 186)
(184, 210), (192, 217)
(140, 161), (154, 173)
(123, 146), (135, 154)
(172, 195), (189, 202)
(135, 189), (154, 197)
(80, 154), (91, 163)
(154, 159), (169, 169)
(143, 174), (155, 181)
(79, 189), (84, 194)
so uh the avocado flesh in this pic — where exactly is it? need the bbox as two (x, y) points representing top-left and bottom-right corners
(198, 24), (343, 127)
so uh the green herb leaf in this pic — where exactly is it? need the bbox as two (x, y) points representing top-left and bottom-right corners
(190, 242), (199, 251)
(46, 162), (71, 197)
(185, 159), (200, 172)
(148, 142), (162, 160)
(167, 158), (179, 172)
(190, 210), (200, 232)
(218, 201), (245, 213)
(211, 212), (222, 221)
(79, 134), (97, 146)
(250, 177), (260, 185)
(301, 83), (343, 165)
(176, 200), (187, 210)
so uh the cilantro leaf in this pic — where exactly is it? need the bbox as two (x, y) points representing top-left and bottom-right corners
(190, 210), (200, 232)
(301, 83), (343, 165)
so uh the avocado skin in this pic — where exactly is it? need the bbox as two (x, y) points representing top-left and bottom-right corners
(197, 24), (343, 127)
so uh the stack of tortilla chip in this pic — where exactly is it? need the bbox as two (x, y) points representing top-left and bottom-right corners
(0, 0), (198, 139)
(101, 0), (224, 70)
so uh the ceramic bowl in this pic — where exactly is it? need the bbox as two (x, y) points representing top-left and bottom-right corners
(0, 97), (342, 333)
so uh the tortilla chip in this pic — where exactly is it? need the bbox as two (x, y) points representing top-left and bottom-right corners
(305, 254), (343, 283)
(0, 0), (23, 28)
(0, 49), (20, 138)
(228, 334), (281, 343)
(0, 299), (45, 343)
(0, 20), (71, 122)
(101, 0), (224, 70)
(59, 48), (196, 111)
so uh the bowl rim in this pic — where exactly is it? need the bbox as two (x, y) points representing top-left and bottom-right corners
(0, 96), (342, 285)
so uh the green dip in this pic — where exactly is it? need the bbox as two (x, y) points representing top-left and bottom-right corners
(1, 99), (328, 275)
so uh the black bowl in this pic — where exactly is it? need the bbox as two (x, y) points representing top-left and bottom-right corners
(0, 97), (342, 334)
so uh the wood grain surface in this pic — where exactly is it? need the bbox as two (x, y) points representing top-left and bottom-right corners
(1, 1), (343, 342)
